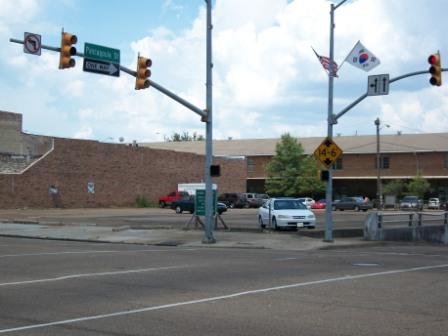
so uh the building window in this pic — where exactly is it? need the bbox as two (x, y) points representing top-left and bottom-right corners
(332, 158), (343, 170)
(247, 158), (255, 172)
(375, 156), (390, 169)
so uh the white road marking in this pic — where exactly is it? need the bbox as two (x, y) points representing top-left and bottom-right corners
(0, 265), (190, 287)
(1, 263), (447, 334)
(274, 257), (298, 261)
(0, 248), (198, 258)
(328, 250), (445, 258)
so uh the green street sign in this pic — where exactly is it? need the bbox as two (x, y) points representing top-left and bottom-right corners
(84, 43), (120, 64)
(195, 189), (217, 216)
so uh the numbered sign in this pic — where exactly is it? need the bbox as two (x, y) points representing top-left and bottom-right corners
(313, 137), (343, 168)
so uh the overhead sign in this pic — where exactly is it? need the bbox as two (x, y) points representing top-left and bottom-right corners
(313, 137), (343, 168)
(83, 59), (120, 77)
(195, 189), (217, 216)
(23, 32), (41, 56)
(84, 43), (120, 63)
(83, 42), (120, 77)
(367, 74), (389, 96)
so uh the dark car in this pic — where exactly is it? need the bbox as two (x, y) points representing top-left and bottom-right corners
(333, 196), (372, 212)
(218, 192), (248, 208)
(171, 198), (227, 215)
(244, 193), (269, 208)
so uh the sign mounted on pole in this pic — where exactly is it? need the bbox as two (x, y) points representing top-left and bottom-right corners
(367, 74), (389, 96)
(313, 137), (343, 168)
(195, 189), (217, 216)
(83, 42), (120, 77)
(23, 32), (41, 56)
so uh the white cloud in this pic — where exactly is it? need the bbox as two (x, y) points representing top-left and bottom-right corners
(0, 0), (39, 23)
(2, 0), (448, 143)
(73, 125), (93, 139)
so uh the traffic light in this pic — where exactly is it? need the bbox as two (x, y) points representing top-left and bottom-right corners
(59, 32), (77, 69)
(428, 52), (442, 86)
(135, 55), (152, 90)
(210, 164), (221, 177)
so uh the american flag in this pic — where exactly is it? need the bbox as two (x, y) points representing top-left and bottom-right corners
(312, 47), (339, 77)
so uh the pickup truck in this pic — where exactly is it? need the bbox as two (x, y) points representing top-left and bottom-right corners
(159, 191), (190, 208)
(170, 198), (227, 215)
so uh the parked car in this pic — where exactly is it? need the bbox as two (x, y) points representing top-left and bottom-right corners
(427, 198), (441, 210)
(258, 198), (316, 230)
(399, 196), (423, 211)
(297, 197), (315, 209)
(171, 198), (227, 215)
(244, 193), (269, 208)
(332, 196), (372, 212)
(159, 191), (190, 208)
(311, 199), (326, 209)
(218, 192), (248, 208)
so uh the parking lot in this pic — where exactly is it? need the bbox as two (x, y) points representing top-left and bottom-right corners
(0, 236), (447, 335)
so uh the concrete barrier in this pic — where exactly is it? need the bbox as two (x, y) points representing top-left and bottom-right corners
(364, 211), (448, 244)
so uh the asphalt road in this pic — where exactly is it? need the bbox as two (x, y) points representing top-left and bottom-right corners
(0, 237), (447, 335)
(0, 207), (371, 231)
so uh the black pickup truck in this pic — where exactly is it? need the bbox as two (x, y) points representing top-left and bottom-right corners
(170, 198), (227, 215)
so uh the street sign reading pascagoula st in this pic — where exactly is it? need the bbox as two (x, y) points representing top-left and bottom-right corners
(313, 137), (343, 169)
(83, 42), (120, 77)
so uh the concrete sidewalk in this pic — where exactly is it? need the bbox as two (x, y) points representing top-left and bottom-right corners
(0, 208), (372, 250)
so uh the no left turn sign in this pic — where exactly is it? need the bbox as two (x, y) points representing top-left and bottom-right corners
(24, 32), (41, 56)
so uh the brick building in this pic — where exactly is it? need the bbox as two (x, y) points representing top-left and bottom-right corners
(2, 110), (448, 208)
(0, 111), (246, 209)
(143, 134), (448, 201)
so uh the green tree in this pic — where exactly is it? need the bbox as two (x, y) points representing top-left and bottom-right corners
(383, 179), (406, 197)
(165, 131), (204, 142)
(407, 173), (430, 197)
(265, 133), (324, 197)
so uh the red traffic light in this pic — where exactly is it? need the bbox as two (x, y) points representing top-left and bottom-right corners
(428, 54), (439, 65)
(428, 52), (442, 86)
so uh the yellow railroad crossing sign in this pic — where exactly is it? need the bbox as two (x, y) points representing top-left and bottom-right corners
(313, 137), (343, 168)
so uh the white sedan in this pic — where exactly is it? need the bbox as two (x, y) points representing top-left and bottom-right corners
(258, 198), (316, 230)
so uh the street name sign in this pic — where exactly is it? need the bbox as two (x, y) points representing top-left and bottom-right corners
(83, 59), (119, 77)
(83, 42), (120, 77)
(313, 137), (343, 169)
(367, 74), (389, 96)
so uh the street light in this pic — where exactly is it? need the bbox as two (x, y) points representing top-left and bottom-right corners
(375, 118), (390, 209)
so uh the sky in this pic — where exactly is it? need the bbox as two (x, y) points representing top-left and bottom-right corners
(1, 0), (448, 143)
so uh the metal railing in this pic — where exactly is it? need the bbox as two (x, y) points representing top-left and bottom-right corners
(377, 211), (448, 228)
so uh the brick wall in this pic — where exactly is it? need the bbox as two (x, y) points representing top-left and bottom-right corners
(0, 111), (23, 154)
(0, 138), (247, 209)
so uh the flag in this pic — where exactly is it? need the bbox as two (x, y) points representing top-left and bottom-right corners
(345, 41), (380, 72)
(312, 47), (338, 77)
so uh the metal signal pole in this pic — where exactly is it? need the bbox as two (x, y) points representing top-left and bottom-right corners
(324, 0), (348, 243)
(203, 0), (216, 244)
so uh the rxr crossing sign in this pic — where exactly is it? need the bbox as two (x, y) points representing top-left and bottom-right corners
(313, 137), (343, 169)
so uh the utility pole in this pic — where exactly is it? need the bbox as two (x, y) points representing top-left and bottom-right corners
(375, 118), (382, 209)
(203, 0), (216, 244)
(324, 0), (348, 243)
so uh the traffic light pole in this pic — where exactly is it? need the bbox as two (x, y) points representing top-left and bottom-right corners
(10, 5), (216, 244)
(324, 1), (347, 243)
(334, 69), (448, 121)
(9, 39), (207, 120)
(203, 0), (215, 244)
